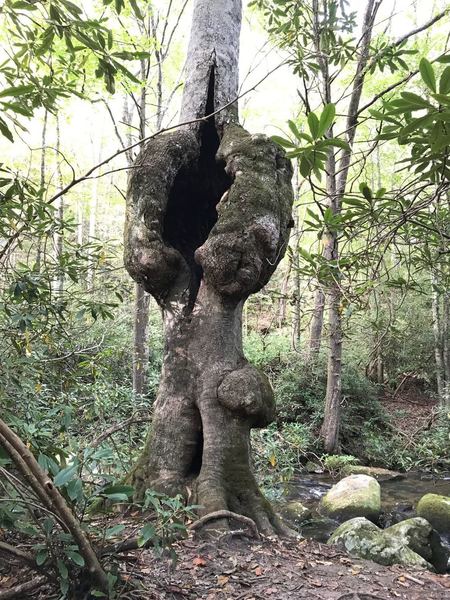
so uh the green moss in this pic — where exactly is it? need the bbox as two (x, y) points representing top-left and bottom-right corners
(328, 517), (435, 571)
(417, 493), (450, 534)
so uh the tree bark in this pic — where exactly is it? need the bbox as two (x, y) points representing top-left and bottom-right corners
(319, 0), (380, 452)
(431, 269), (445, 402)
(53, 114), (64, 296)
(131, 58), (152, 397)
(35, 109), (48, 270)
(124, 0), (293, 534)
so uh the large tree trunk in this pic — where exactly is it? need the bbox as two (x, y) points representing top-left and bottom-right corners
(124, 0), (294, 534)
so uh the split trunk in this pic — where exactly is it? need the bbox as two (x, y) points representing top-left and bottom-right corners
(124, 0), (294, 534)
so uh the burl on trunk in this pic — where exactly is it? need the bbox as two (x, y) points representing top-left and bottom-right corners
(123, 0), (294, 535)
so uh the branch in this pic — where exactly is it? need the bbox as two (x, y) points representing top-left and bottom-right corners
(0, 541), (36, 567)
(0, 419), (109, 593)
(91, 413), (151, 449)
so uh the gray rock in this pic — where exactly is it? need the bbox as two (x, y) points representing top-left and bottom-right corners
(328, 516), (449, 572)
(341, 465), (404, 481)
(281, 501), (311, 524)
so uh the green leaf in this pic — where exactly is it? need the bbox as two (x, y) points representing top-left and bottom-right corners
(307, 112), (320, 139)
(398, 114), (435, 140)
(105, 524), (126, 538)
(66, 550), (85, 567)
(36, 550), (48, 566)
(318, 103), (336, 137)
(359, 183), (372, 201)
(439, 66), (450, 94)
(57, 559), (69, 580)
(288, 119), (301, 140)
(326, 138), (350, 150)
(299, 156), (312, 177)
(419, 58), (436, 92)
(138, 523), (156, 547)
(0, 117), (14, 142)
(0, 85), (35, 98)
(400, 92), (433, 109)
(53, 463), (78, 487)
(129, 0), (144, 20)
(101, 484), (134, 497)
(103, 493), (129, 502)
(271, 135), (295, 148)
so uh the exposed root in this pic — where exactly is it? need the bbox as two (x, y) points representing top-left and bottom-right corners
(0, 576), (47, 600)
(189, 510), (260, 539)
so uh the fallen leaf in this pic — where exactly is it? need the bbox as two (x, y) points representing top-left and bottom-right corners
(217, 575), (229, 586)
(254, 566), (263, 576)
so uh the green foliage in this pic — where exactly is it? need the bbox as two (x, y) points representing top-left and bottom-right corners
(362, 408), (450, 471)
(0, 0), (148, 141)
(374, 53), (450, 183)
(271, 103), (349, 180)
(252, 422), (315, 498)
(322, 453), (358, 476)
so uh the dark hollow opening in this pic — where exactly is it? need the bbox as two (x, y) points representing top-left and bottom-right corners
(162, 68), (231, 303)
(188, 427), (204, 477)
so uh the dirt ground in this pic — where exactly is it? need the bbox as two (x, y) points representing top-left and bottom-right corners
(1, 386), (447, 599)
(124, 535), (450, 600)
(2, 533), (449, 599)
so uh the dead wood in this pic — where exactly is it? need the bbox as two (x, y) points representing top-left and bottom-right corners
(0, 418), (109, 593)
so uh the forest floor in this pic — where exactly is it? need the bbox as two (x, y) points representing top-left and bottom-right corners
(1, 533), (449, 600)
(380, 381), (438, 436)
(115, 533), (450, 600)
(1, 387), (448, 599)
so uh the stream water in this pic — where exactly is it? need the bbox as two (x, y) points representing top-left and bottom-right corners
(279, 471), (450, 545)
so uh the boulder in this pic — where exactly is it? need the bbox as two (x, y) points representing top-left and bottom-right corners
(387, 518), (448, 573)
(417, 493), (450, 534)
(281, 501), (311, 524)
(341, 465), (404, 481)
(320, 475), (381, 521)
(328, 516), (448, 573)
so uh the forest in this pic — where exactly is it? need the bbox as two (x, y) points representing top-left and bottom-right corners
(0, 0), (449, 598)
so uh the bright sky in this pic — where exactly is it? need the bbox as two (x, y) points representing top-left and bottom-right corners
(2, 0), (448, 224)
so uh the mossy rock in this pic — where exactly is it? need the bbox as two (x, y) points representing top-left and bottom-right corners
(305, 460), (323, 473)
(327, 517), (446, 572)
(416, 493), (450, 534)
(387, 517), (448, 573)
(281, 501), (312, 524)
(320, 475), (381, 522)
(341, 465), (404, 481)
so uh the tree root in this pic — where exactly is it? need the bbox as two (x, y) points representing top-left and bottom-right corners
(0, 541), (36, 568)
(189, 510), (260, 539)
(0, 575), (47, 600)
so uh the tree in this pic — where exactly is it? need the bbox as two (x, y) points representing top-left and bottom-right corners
(254, 0), (448, 452)
(124, 0), (294, 534)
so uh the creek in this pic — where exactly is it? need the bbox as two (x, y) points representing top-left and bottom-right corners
(279, 470), (450, 547)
